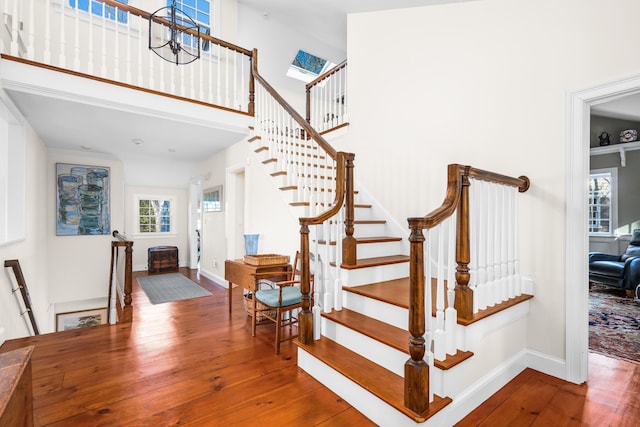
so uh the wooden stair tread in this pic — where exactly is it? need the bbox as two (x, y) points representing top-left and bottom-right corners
(322, 308), (473, 370)
(345, 277), (410, 308)
(354, 219), (385, 225)
(346, 278), (534, 327)
(340, 255), (409, 270)
(297, 338), (452, 422)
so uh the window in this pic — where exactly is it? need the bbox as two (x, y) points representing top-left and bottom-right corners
(171, 0), (211, 51)
(203, 186), (222, 212)
(588, 168), (617, 235)
(68, 0), (129, 24)
(135, 196), (175, 235)
(286, 50), (335, 83)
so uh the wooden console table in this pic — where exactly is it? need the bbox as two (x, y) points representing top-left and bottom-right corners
(224, 259), (291, 314)
(0, 346), (34, 427)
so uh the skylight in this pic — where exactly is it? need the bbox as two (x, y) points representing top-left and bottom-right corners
(286, 50), (335, 83)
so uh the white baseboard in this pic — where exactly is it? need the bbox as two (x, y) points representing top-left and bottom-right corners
(443, 348), (567, 425)
(525, 348), (567, 381)
(199, 268), (228, 288)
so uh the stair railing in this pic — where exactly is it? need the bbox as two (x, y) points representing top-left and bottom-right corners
(1, 0), (254, 114)
(404, 164), (529, 414)
(305, 60), (348, 132)
(251, 49), (356, 344)
(110, 230), (133, 323)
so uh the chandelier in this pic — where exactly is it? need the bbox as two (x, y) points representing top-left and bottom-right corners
(149, 0), (200, 65)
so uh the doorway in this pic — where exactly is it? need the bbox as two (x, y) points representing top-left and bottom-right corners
(566, 74), (640, 384)
(226, 163), (246, 261)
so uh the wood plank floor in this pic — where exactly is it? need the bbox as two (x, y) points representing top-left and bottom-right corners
(0, 269), (374, 426)
(1, 268), (638, 426)
(456, 352), (640, 426)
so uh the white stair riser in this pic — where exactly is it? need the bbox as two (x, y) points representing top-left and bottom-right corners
(298, 348), (447, 427)
(321, 317), (406, 377)
(343, 291), (408, 330)
(341, 262), (409, 287)
(356, 241), (405, 259)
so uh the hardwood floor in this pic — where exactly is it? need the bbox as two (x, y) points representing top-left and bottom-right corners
(0, 269), (373, 426)
(456, 352), (640, 426)
(1, 268), (638, 426)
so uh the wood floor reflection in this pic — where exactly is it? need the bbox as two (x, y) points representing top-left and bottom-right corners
(0, 268), (373, 426)
(2, 268), (638, 426)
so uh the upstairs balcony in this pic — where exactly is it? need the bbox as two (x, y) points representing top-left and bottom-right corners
(1, 0), (253, 114)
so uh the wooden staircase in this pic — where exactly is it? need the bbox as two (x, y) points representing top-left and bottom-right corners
(247, 127), (462, 424)
(247, 106), (533, 425)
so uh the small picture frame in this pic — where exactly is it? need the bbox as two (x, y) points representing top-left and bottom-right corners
(56, 308), (108, 331)
(203, 185), (223, 212)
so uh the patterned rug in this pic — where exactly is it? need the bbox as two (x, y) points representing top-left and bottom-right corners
(589, 283), (640, 363)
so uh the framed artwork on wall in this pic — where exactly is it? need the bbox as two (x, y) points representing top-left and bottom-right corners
(56, 163), (110, 236)
(56, 308), (108, 331)
(203, 185), (223, 212)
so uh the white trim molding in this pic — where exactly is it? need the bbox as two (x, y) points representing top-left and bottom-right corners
(566, 73), (640, 384)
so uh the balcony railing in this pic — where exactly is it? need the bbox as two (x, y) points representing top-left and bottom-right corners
(1, 0), (253, 114)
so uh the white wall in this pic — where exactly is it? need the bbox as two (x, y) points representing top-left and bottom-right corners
(46, 151), (125, 307)
(0, 123), (49, 340)
(236, 3), (347, 113)
(346, 0), (640, 362)
(194, 138), (299, 284)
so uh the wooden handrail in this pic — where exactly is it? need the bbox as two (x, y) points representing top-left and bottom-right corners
(404, 164), (530, 415)
(251, 49), (337, 159)
(3, 260), (39, 335)
(251, 50), (357, 345)
(100, 0), (252, 56)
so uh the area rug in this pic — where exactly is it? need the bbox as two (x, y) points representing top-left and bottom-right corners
(589, 283), (640, 363)
(137, 273), (212, 305)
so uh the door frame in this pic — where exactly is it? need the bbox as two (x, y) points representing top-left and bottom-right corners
(565, 74), (640, 384)
(226, 162), (246, 261)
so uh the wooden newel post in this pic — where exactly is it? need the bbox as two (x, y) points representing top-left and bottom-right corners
(122, 242), (134, 323)
(342, 153), (356, 265)
(404, 222), (429, 414)
(298, 222), (313, 345)
(248, 48), (257, 116)
(454, 168), (473, 320)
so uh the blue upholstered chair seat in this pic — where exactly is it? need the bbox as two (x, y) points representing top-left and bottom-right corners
(255, 286), (301, 307)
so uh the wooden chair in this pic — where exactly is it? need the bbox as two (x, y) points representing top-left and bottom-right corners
(251, 252), (313, 354)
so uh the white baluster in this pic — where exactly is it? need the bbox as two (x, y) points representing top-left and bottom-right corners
(113, 7), (120, 81)
(469, 178), (478, 313)
(100, 5), (107, 77)
(58, 0), (66, 67)
(72, 2), (79, 70)
(507, 185), (516, 298)
(27, 0), (34, 60)
(216, 45), (221, 105)
(433, 225), (446, 361)
(225, 47), (230, 108)
(445, 214), (457, 356)
(125, 7), (132, 84)
(137, 14), (143, 86)
(44, 0), (52, 63)
(500, 184), (509, 302)
(513, 186), (522, 296)
(485, 183), (496, 307)
(333, 208), (344, 311)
